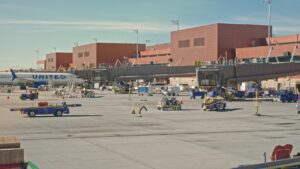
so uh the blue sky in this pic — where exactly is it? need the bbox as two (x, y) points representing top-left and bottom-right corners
(0, 0), (300, 69)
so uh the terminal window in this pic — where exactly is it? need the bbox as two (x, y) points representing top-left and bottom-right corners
(194, 38), (205, 46)
(78, 52), (83, 58)
(84, 51), (90, 57)
(178, 40), (190, 48)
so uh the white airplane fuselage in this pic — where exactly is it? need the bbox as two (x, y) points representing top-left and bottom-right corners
(0, 72), (85, 86)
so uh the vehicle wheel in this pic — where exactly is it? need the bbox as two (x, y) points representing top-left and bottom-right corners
(222, 104), (226, 110)
(56, 111), (63, 117)
(215, 105), (219, 111)
(28, 111), (36, 117)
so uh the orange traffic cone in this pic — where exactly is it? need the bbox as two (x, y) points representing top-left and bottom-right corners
(7, 96), (10, 99)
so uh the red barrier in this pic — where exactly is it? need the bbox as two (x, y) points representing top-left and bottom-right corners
(271, 144), (293, 161)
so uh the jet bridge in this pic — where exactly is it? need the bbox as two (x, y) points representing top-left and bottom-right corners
(196, 62), (300, 87)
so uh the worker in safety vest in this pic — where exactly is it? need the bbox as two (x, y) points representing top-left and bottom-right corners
(297, 94), (300, 114)
(203, 94), (207, 111)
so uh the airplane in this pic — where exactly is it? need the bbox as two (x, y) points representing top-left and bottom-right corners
(0, 69), (85, 88)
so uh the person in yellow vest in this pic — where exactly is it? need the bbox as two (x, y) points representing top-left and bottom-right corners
(203, 94), (207, 111)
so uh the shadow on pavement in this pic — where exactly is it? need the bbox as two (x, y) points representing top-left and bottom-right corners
(219, 108), (243, 112)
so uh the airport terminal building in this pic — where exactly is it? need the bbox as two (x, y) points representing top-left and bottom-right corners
(72, 43), (145, 70)
(45, 53), (73, 72)
(41, 23), (300, 89)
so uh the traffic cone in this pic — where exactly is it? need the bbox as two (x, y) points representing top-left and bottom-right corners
(131, 103), (136, 115)
(7, 96), (10, 99)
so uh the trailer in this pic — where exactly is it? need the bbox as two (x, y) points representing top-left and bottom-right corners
(11, 102), (82, 117)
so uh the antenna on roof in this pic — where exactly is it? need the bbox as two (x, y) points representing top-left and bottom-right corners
(171, 20), (180, 31)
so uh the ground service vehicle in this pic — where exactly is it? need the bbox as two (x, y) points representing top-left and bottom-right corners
(202, 96), (226, 111)
(162, 86), (180, 96)
(11, 102), (82, 117)
(276, 90), (298, 103)
(157, 97), (182, 111)
(81, 90), (95, 98)
(113, 81), (131, 94)
(20, 89), (39, 100)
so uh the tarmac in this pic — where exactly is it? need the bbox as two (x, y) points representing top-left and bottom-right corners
(0, 90), (300, 169)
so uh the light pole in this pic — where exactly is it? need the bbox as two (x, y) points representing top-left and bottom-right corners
(264, 0), (272, 46)
(35, 50), (39, 59)
(35, 50), (40, 70)
(171, 20), (180, 31)
(145, 40), (150, 59)
(133, 29), (139, 58)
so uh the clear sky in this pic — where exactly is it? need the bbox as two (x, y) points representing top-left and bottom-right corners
(0, 0), (299, 69)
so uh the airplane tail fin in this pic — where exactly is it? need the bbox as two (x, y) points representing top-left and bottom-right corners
(10, 69), (17, 81)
